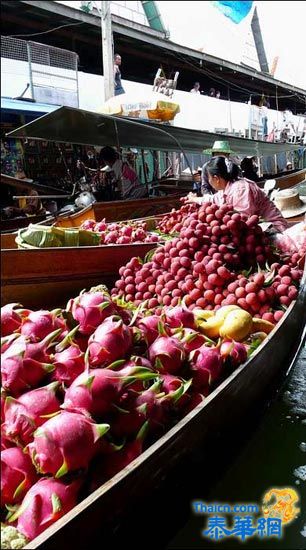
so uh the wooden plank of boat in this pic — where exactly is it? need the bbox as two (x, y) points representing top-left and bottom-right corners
(1, 173), (71, 196)
(54, 194), (184, 228)
(1, 242), (156, 309)
(0, 213), (48, 234)
(22, 265), (306, 549)
(258, 167), (306, 190)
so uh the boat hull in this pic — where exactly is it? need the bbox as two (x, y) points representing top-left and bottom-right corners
(23, 267), (306, 549)
(1, 242), (156, 308)
(54, 194), (183, 228)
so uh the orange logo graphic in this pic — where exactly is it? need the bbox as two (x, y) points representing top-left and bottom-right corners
(262, 488), (300, 524)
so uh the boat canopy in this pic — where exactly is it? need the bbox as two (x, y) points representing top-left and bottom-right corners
(7, 106), (301, 157)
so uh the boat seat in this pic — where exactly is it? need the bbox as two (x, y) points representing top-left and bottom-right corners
(263, 179), (276, 196)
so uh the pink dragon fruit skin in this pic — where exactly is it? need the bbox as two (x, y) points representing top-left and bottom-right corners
(81, 218), (96, 231)
(148, 336), (186, 374)
(53, 344), (85, 386)
(112, 381), (167, 437)
(190, 345), (223, 390)
(67, 291), (116, 335)
(62, 369), (121, 418)
(1, 303), (23, 337)
(137, 315), (167, 345)
(1, 447), (38, 506)
(2, 382), (61, 446)
(1, 330), (60, 396)
(87, 316), (132, 367)
(1, 333), (20, 354)
(20, 309), (67, 342)
(27, 411), (109, 477)
(9, 477), (81, 541)
(220, 340), (248, 368)
(62, 365), (154, 418)
(164, 306), (196, 330)
(173, 328), (206, 354)
(1, 435), (15, 451)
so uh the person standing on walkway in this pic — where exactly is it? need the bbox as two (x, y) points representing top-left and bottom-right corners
(114, 54), (125, 96)
(190, 82), (201, 94)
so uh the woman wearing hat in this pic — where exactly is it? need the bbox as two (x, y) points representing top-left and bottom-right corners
(188, 156), (289, 233)
(201, 140), (239, 195)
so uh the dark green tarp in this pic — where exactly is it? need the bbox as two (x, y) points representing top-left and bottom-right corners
(7, 106), (301, 157)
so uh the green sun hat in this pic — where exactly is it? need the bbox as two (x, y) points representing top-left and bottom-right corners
(203, 140), (235, 155)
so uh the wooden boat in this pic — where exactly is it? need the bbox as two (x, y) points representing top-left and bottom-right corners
(53, 169), (305, 229)
(53, 193), (184, 228)
(0, 173), (73, 232)
(268, 167), (305, 190)
(0, 213), (48, 234)
(15, 263), (305, 549)
(0, 241), (158, 309)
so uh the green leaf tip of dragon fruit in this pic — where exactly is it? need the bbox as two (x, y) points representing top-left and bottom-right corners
(51, 493), (62, 514)
(96, 423), (110, 438)
(55, 325), (80, 352)
(55, 459), (69, 479)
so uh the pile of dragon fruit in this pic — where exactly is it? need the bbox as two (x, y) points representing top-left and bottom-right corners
(1, 292), (262, 546)
(81, 218), (160, 245)
(112, 201), (304, 322)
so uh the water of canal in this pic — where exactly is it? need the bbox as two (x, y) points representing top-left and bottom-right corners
(104, 333), (305, 550)
(167, 334), (306, 550)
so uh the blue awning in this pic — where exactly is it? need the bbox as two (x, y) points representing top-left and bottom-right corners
(1, 97), (60, 115)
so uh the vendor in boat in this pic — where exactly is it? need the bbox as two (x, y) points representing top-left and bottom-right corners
(201, 140), (240, 195)
(187, 156), (289, 233)
(1, 189), (45, 220)
(99, 146), (147, 200)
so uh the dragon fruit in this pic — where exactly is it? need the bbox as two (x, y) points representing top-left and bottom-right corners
(52, 325), (85, 386)
(27, 411), (110, 477)
(1, 303), (24, 337)
(81, 218), (96, 231)
(190, 345), (223, 390)
(137, 315), (168, 345)
(1, 436), (15, 451)
(148, 336), (186, 374)
(67, 290), (115, 335)
(173, 328), (206, 354)
(8, 477), (81, 541)
(90, 423), (148, 490)
(63, 366), (155, 418)
(112, 378), (185, 437)
(1, 333), (20, 354)
(118, 356), (155, 393)
(1, 330), (61, 396)
(2, 382), (61, 446)
(1, 447), (38, 506)
(220, 340), (248, 368)
(20, 309), (67, 342)
(164, 306), (195, 329)
(87, 316), (132, 367)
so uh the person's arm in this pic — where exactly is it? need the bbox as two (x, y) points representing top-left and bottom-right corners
(186, 192), (213, 205)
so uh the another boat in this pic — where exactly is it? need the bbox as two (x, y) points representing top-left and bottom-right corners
(0, 240), (158, 309)
(52, 168), (306, 228)
(53, 193), (184, 228)
(0, 173), (74, 232)
(13, 263), (305, 549)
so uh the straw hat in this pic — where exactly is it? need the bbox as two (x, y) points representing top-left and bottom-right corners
(203, 140), (235, 155)
(273, 188), (306, 218)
